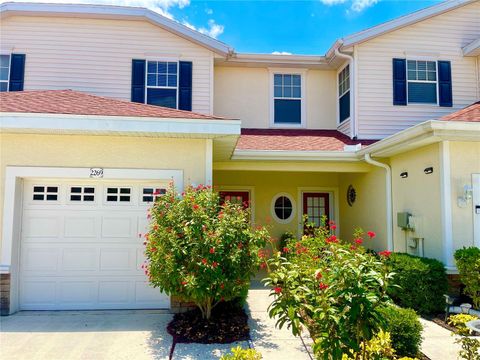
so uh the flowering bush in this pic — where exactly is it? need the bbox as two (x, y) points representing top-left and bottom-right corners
(264, 221), (395, 359)
(143, 183), (269, 319)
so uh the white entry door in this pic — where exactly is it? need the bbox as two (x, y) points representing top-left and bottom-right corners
(474, 174), (480, 247)
(19, 179), (169, 310)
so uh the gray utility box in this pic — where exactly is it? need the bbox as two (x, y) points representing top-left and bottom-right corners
(397, 212), (412, 230)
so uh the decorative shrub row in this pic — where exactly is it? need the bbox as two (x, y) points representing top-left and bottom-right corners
(386, 253), (448, 315)
(454, 247), (480, 309)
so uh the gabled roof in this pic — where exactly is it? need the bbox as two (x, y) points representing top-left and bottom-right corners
(236, 129), (376, 152)
(0, 2), (233, 56)
(440, 102), (480, 122)
(0, 89), (225, 120)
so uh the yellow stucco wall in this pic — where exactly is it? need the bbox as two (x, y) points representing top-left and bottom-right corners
(450, 141), (480, 250)
(339, 167), (388, 252)
(213, 66), (337, 129)
(0, 133), (208, 250)
(214, 170), (339, 240)
(389, 143), (443, 260)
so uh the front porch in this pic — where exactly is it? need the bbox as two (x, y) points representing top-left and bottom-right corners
(213, 163), (389, 253)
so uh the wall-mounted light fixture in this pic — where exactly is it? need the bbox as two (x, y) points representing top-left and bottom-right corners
(400, 172), (408, 178)
(457, 184), (473, 208)
(424, 167), (434, 174)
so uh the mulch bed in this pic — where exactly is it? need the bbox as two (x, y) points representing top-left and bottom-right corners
(167, 301), (250, 344)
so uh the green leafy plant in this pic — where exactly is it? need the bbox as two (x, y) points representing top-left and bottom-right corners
(220, 346), (262, 360)
(379, 305), (423, 357)
(456, 337), (480, 360)
(264, 222), (395, 359)
(447, 314), (479, 336)
(144, 183), (269, 319)
(342, 330), (396, 360)
(454, 247), (480, 308)
(385, 253), (448, 315)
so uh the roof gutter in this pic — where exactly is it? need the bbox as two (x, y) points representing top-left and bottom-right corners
(232, 149), (361, 161)
(364, 153), (394, 252)
(335, 45), (357, 139)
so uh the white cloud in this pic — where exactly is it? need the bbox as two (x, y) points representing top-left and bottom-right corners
(319, 0), (379, 12)
(198, 19), (224, 39)
(271, 51), (292, 55)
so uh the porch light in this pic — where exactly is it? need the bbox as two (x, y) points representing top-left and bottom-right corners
(400, 172), (408, 178)
(457, 185), (473, 208)
(424, 167), (433, 174)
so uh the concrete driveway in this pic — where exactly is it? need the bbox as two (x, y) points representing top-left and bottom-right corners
(0, 285), (311, 360)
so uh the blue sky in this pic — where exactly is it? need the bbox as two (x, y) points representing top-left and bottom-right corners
(2, 0), (444, 54)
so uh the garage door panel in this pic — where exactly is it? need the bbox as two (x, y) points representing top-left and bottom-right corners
(64, 217), (97, 238)
(20, 180), (169, 310)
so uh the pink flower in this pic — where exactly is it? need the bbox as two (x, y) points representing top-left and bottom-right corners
(354, 238), (363, 245)
(326, 235), (338, 243)
(330, 224), (337, 231)
(367, 231), (376, 239)
(378, 250), (392, 258)
(274, 287), (282, 294)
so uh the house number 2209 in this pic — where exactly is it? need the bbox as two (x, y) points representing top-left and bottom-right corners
(89, 168), (104, 178)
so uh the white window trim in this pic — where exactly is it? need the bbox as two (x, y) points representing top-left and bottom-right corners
(216, 185), (255, 224)
(336, 63), (351, 125)
(406, 59), (439, 106)
(297, 187), (339, 238)
(269, 68), (307, 128)
(145, 59), (180, 109)
(0, 54), (11, 92)
(271, 192), (296, 224)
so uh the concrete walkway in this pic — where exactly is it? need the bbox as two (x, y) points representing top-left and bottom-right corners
(0, 285), (311, 360)
(419, 318), (478, 360)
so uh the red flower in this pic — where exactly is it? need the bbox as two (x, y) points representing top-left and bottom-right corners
(151, 247), (157, 252)
(354, 238), (363, 245)
(330, 224), (337, 231)
(181, 281), (187, 286)
(218, 212), (224, 219)
(237, 243), (243, 249)
(220, 283), (225, 289)
(367, 231), (376, 239)
(274, 287), (282, 294)
(329, 220), (335, 226)
(319, 283), (328, 290)
(260, 262), (267, 269)
(378, 250), (392, 257)
(212, 261), (218, 268)
(192, 204), (199, 210)
(282, 247), (289, 253)
(209, 247), (215, 254)
(201, 258), (207, 265)
(326, 235), (338, 243)
(350, 245), (357, 251)
(316, 272), (322, 280)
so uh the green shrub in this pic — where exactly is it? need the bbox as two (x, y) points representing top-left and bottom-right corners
(454, 247), (480, 308)
(278, 231), (295, 252)
(386, 253), (448, 315)
(379, 305), (423, 357)
(220, 346), (262, 360)
(144, 184), (269, 319)
(456, 337), (480, 360)
(447, 314), (479, 336)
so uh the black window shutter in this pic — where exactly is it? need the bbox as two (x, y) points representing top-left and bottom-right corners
(178, 61), (192, 111)
(9, 54), (26, 91)
(392, 58), (407, 106)
(131, 59), (146, 103)
(438, 60), (452, 107)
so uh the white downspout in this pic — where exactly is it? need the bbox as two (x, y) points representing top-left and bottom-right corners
(335, 45), (356, 139)
(364, 153), (394, 251)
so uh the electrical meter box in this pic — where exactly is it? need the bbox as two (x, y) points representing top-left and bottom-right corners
(397, 212), (412, 230)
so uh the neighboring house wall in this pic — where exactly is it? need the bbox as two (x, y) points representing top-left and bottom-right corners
(389, 144), (443, 261)
(0, 16), (214, 114)
(355, 1), (480, 139)
(214, 66), (337, 129)
(339, 167), (388, 252)
(450, 141), (480, 251)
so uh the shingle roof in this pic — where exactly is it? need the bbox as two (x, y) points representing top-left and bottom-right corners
(440, 102), (480, 122)
(0, 90), (225, 120)
(236, 129), (376, 152)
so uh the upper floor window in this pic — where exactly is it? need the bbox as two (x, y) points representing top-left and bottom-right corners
(407, 60), (437, 104)
(146, 61), (178, 109)
(273, 73), (303, 126)
(338, 64), (350, 123)
(0, 55), (11, 92)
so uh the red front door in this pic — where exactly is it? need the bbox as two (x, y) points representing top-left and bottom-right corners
(219, 191), (250, 209)
(303, 192), (330, 229)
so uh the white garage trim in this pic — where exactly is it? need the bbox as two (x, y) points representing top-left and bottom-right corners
(2, 166), (182, 313)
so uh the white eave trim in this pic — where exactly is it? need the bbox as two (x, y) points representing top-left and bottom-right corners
(0, 112), (241, 138)
(340, 0), (475, 48)
(463, 38), (480, 56)
(232, 149), (361, 161)
(0, 2), (233, 56)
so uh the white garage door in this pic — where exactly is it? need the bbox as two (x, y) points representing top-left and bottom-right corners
(19, 179), (170, 310)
